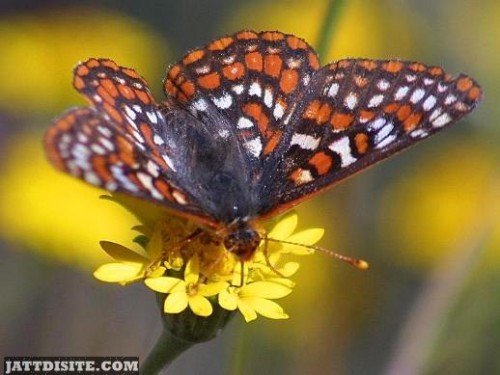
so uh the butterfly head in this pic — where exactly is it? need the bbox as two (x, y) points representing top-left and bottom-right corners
(223, 224), (261, 261)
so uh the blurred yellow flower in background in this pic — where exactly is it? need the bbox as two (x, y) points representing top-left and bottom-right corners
(0, 6), (167, 114)
(379, 141), (499, 269)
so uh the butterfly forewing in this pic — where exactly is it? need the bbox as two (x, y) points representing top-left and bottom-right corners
(164, 30), (320, 168)
(259, 59), (482, 217)
(45, 60), (218, 227)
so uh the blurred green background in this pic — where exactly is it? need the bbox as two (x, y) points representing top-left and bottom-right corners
(0, 0), (498, 374)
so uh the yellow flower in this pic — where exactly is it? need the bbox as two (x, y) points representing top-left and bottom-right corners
(218, 280), (292, 322)
(145, 256), (228, 317)
(92, 195), (327, 321)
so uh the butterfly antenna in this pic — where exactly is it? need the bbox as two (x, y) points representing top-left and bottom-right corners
(266, 238), (369, 270)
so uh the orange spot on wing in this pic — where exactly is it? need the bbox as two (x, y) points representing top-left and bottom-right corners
(263, 131), (282, 155)
(468, 86), (482, 100)
(116, 136), (135, 166)
(97, 86), (116, 105)
(261, 31), (284, 41)
(198, 72), (221, 90)
(457, 77), (473, 91)
(279, 69), (298, 94)
(331, 112), (354, 130)
(135, 89), (152, 104)
(429, 66), (443, 76)
(154, 179), (173, 201)
(359, 110), (375, 122)
(236, 31), (258, 40)
(409, 63), (426, 72)
(338, 60), (353, 69)
(73, 76), (85, 90)
(286, 35), (307, 49)
(403, 112), (423, 132)
(308, 52), (320, 70)
(223, 62), (245, 80)
(183, 50), (205, 65)
(383, 61), (403, 73)
(103, 102), (123, 123)
(354, 133), (369, 154)
(208, 37), (233, 51)
(303, 100), (321, 120)
(359, 60), (377, 71)
(164, 79), (177, 96)
(245, 52), (263, 71)
(86, 59), (100, 68)
(122, 67), (141, 79)
(309, 152), (333, 175)
(118, 84), (136, 100)
(354, 75), (368, 87)
(384, 103), (400, 113)
(243, 103), (269, 133)
(76, 65), (90, 76)
(316, 103), (332, 124)
(92, 156), (112, 181)
(102, 60), (118, 70)
(180, 80), (196, 98)
(396, 104), (412, 121)
(101, 79), (119, 97)
(168, 65), (182, 79)
(264, 54), (282, 78)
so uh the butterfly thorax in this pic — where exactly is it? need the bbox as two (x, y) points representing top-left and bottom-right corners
(223, 221), (261, 261)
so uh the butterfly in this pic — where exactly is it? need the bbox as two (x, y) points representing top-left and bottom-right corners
(44, 30), (482, 261)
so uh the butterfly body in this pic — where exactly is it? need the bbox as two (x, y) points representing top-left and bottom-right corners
(44, 30), (482, 261)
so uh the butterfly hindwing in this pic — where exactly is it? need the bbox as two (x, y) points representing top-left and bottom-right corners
(259, 59), (482, 217)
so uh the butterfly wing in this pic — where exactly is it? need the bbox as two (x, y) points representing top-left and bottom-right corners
(258, 59), (482, 218)
(163, 30), (320, 172)
(44, 59), (217, 227)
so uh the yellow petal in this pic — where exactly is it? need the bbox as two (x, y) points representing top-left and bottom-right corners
(240, 281), (292, 299)
(145, 276), (185, 293)
(244, 297), (289, 320)
(218, 289), (238, 311)
(198, 281), (228, 297)
(279, 262), (300, 277)
(188, 295), (213, 317)
(99, 241), (149, 263)
(164, 292), (188, 314)
(237, 300), (258, 322)
(184, 256), (200, 284)
(93, 262), (143, 283)
(263, 277), (296, 289)
(147, 266), (166, 278)
(268, 212), (298, 239)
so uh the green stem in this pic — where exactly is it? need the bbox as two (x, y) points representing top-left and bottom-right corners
(316, 0), (347, 59)
(140, 329), (194, 374)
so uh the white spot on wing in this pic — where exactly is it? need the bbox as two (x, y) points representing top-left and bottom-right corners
(344, 92), (358, 109)
(444, 94), (457, 105)
(84, 171), (101, 185)
(368, 94), (384, 108)
(368, 118), (386, 131)
(123, 105), (137, 120)
(375, 122), (394, 144)
(290, 133), (321, 150)
(327, 83), (339, 98)
(232, 84), (244, 95)
(237, 117), (254, 129)
(394, 86), (409, 100)
(376, 134), (397, 148)
(245, 137), (263, 158)
(147, 160), (160, 177)
(423, 95), (437, 111)
(329, 137), (356, 167)
(249, 82), (262, 97)
(273, 102), (285, 120)
(193, 98), (208, 111)
(432, 113), (452, 127)
(378, 79), (390, 90)
(146, 111), (158, 124)
(410, 88), (425, 104)
(264, 88), (273, 108)
(212, 93), (233, 109)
